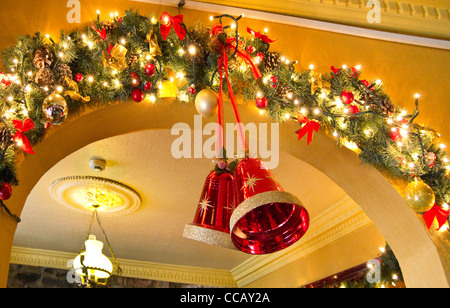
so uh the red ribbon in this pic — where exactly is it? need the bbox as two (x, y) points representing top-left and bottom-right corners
(13, 118), (35, 154)
(92, 22), (107, 40)
(213, 24), (249, 153)
(247, 27), (276, 44)
(160, 12), (186, 41)
(423, 204), (449, 230)
(225, 37), (262, 80)
(296, 114), (320, 146)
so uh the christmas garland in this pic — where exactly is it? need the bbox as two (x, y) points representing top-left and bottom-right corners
(0, 9), (449, 230)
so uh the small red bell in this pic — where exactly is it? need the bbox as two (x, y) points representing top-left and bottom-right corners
(230, 158), (310, 254)
(183, 170), (237, 250)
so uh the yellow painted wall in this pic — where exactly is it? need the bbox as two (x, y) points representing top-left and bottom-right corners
(1, 0), (448, 142)
(246, 224), (385, 288)
(0, 0), (449, 287)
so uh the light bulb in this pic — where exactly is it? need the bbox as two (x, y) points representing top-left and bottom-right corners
(73, 235), (113, 281)
(188, 45), (196, 55)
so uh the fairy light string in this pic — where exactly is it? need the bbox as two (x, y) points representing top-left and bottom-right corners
(0, 9), (448, 230)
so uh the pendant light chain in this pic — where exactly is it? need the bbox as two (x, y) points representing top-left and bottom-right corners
(94, 209), (122, 276)
(81, 206), (122, 277)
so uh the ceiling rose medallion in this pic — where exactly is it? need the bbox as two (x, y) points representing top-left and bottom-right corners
(49, 176), (141, 217)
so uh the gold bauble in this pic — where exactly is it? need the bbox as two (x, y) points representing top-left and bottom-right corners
(42, 93), (68, 125)
(404, 179), (435, 212)
(195, 88), (218, 118)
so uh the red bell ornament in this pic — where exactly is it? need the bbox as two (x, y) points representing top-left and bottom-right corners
(230, 158), (310, 254)
(183, 171), (236, 250)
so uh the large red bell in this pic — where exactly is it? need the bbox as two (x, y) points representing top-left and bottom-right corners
(230, 158), (310, 254)
(183, 170), (237, 250)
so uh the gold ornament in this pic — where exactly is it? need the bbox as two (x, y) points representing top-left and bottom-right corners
(42, 93), (68, 125)
(102, 44), (128, 72)
(64, 77), (90, 103)
(310, 72), (331, 95)
(195, 88), (219, 117)
(146, 28), (162, 59)
(404, 178), (435, 212)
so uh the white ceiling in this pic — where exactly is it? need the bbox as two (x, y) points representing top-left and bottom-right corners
(13, 129), (350, 271)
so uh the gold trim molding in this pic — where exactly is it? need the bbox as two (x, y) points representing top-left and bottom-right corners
(191, 0), (450, 40)
(10, 198), (372, 287)
(132, 0), (450, 48)
(9, 246), (237, 287)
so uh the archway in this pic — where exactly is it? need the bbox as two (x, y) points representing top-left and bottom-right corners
(0, 98), (448, 287)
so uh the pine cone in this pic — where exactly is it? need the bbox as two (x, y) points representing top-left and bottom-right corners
(185, 24), (211, 65)
(275, 84), (294, 100)
(55, 63), (73, 85)
(128, 51), (139, 68)
(35, 68), (54, 87)
(0, 125), (12, 149)
(366, 93), (394, 116)
(380, 98), (395, 116)
(103, 20), (117, 33)
(33, 46), (54, 70)
(263, 52), (281, 72)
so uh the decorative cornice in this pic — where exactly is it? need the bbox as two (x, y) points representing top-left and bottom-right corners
(10, 246), (236, 287)
(132, 0), (450, 49)
(190, 0), (450, 40)
(10, 198), (373, 288)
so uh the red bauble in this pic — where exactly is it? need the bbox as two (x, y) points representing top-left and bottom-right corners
(347, 104), (360, 114)
(188, 86), (197, 95)
(390, 127), (403, 142)
(341, 90), (354, 104)
(130, 72), (140, 87)
(144, 81), (153, 91)
(246, 45), (255, 54)
(131, 88), (144, 102)
(144, 63), (156, 77)
(0, 183), (12, 201)
(255, 97), (268, 110)
(269, 75), (278, 88)
(75, 73), (83, 82)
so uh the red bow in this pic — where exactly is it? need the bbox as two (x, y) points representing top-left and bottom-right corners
(92, 22), (107, 40)
(331, 66), (341, 76)
(13, 118), (35, 154)
(225, 37), (262, 80)
(247, 27), (276, 43)
(0, 72), (11, 87)
(160, 12), (186, 41)
(423, 204), (449, 230)
(296, 114), (320, 146)
(350, 67), (360, 79)
(211, 24), (262, 81)
(107, 43), (114, 56)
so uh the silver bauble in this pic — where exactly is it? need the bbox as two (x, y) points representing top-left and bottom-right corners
(42, 93), (68, 125)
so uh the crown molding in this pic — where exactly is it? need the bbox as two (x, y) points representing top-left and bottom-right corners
(9, 246), (236, 287)
(10, 197), (373, 288)
(131, 0), (450, 49)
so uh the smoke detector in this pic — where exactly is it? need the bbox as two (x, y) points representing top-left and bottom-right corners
(89, 157), (106, 172)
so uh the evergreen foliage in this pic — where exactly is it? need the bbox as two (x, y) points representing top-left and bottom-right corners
(0, 9), (448, 229)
